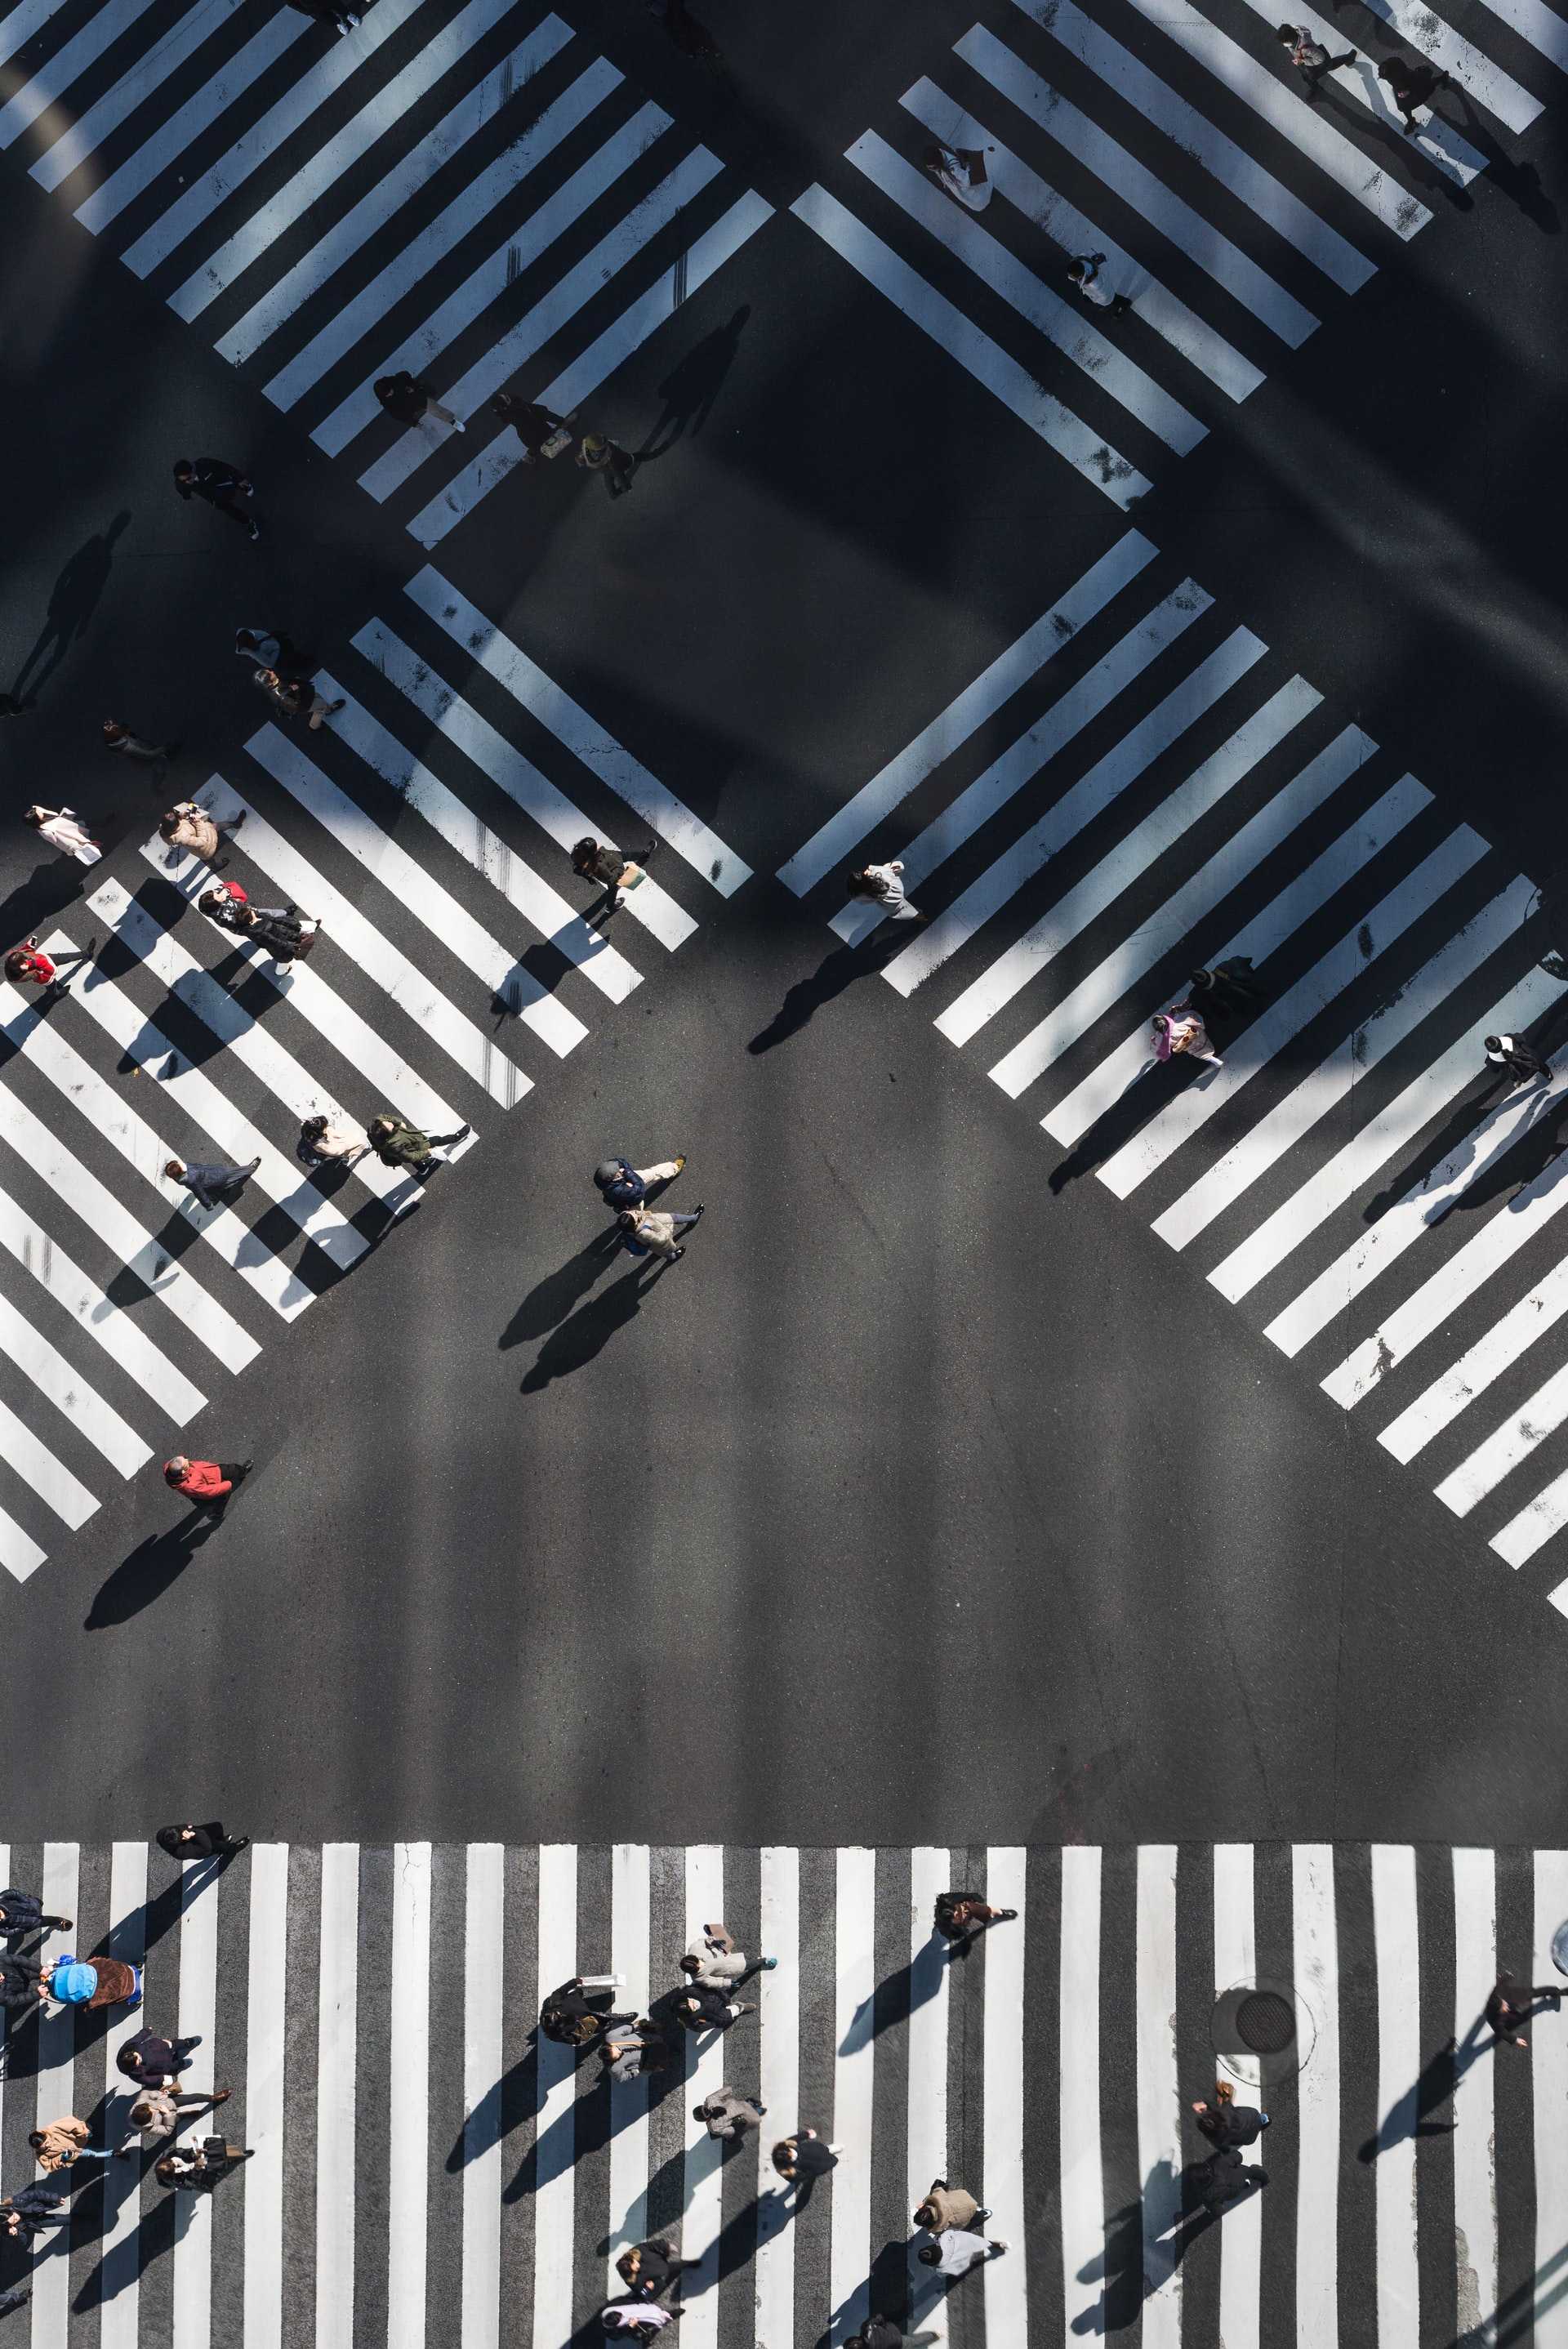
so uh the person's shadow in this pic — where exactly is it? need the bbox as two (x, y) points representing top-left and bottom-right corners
(498, 1228), (626, 1348)
(749, 934), (905, 1054)
(839, 1932), (958, 2056)
(639, 307), (751, 458)
(519, 1260), (672, 1390)
(1448, 82), (1559, 227)
(11, 515), (130, 706)
(85, 1514), (222, 1628)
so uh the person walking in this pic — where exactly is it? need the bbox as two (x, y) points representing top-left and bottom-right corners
(197, 883), (320, 964)
(0, 1888), (72, 1945)
(118, 2026), (203, 2086)
(912, 2179), (991, 2232)
(235, 626), (314, 675)
(1377, 52), (1450, 130)
(491, 394), (574, 461)
(571, 836), (660, 920)
(577, 432), (635, 497)
(156, 1823), (251, 1862)
(165, 1157), (262, 1212)
(3, 939), (86, 1001)
(155, 2139), (252, 2191)
(296, 1113), (368, 1169)
(849, 2320), (940, 2349)
(104, 718), (175, 776)
(921, 142), (992, 208)
(1276, 23), (1356, 96)
(594, 1154), (686, 1212)
(116, 2085), (232, 2155)
(0, 2286), (31, 2318)
(289, 0), (362, 37)
(29, 2119), (113, 2175)
(0, 2186), (68, 2244)
(1484, 1968), (1558, 2049)
(1187, 958), (1260, 1016)
(162, 1455), (252, 1510)
(844, 860), (927, 923)
(21, 805), (102, 865)
(771, 2128), (840, 2205)
(158, 801), (236, 864)
(678, 1923), (776, 1988)
(677, 1981), (755, 2035)
(599, 2305), (677, 2339)
(540, 1977), (635, 2048)
(374, 372), (465, 430)
(365, 1114), (470, 1176)
(600, 2021), (671, 2083)
(252, 666), (344, 730)
(1152, 1005), (1223, 1068)
(1191, 2146), (1267, 2213)
(933, 1891), (1018, 1945)
(1484, 1033), (1550, 1088)
(915, 2226), (1008, 2276)
(43, 1953), (141, 2013)
(173, 458), (261, 541)
(1067, 254), (1132, 317)
(1192, 2079), (1269, 2146)
(0, 1955), (44, 2016)
(693, 2084), (765, 2141)
(615, 2240), (688, 2299)
(617, 1202), (704, 1264)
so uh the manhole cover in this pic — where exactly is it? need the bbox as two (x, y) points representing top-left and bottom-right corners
(1236, 1990), (1296, 2053)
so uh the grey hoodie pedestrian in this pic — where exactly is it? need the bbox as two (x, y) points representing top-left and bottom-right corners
(166, 1157), (261, 1212)
(693, 2085), (764, 2140)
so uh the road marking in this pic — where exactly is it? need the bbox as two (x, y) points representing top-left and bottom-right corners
(315, 1848), (359, 2349)
(605, 1845), (651, 2270)
(1451, 1851), (1497, 2342)
(683, 1848), (725, 2349)
(0, 1178), (202, 1424)
(245, 1843), (290, 2349)
(831, 1848), (876, 2340)
(1370, 1847), (1419, 2349)
(906, 1849), (951, 2342)
(1136, 1847), (1180, 2348)
(32, 0), (234, 189)
(172, 1852), (220, 2349)
(1293, 1849), (1339, 2349)
(532, 1848), (577, 2349)
(1059, 1847), (1102, 2338)
(389, 1843), (432, 2349)
(755, 1848), (799, 2349)
(1214, 1847), (1261, 2349)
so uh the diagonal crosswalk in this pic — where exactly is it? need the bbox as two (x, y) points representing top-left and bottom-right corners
(0, 572), (746, 1586)
(781, 527), (1568, 1597)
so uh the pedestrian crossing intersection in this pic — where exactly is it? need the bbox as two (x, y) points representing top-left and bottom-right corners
(2, 1837), (1566, 2346)
(0, 565), (747, 1586)
(791, 0), (1559, 507)
(0, 0), (770, 544)
(780, 528), (1568, 1593)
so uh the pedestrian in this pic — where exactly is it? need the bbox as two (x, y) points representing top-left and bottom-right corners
(577, 432), (635, 497)
(155, 1823), (251, 1862)
(693, 2084), (765, 2140)
(491, 394), (574, 461)
(617, 1202), (705, 1264)
(42, 1953), (141, 2012)
(154, 2138), (252, 2191)
(933, 1891), (1018, 1944)
(374, 372), (466, 430)
(1187, 957), (1260, 1015)
(593, 1153), (686, 1212)
(599, 2305), (677, 2339)
(921, 141), (992, 208)
(288, 0), (362, 35)
(849, 2321), (937, 2349)
(116, 2085), (232, 2155)
(252, 666), (344, 731)
(0, 1888), (72, 1944)
(172, 458), (261, 542)
(118, 2026), (203, 2086)
(1377, 52), (1449, 131)
(915, 2226), (1008, 2275)
(21, 804), (102, 865)
(234, 626), (314, 675)
(571, 835), (660, 919)
(296, 1113), (368, 1169)
(0, 1955), (43, 2015)
(0, 2287), (31, 2318)
(162, 1455), (252, 1510)
(365, 1113), (470, 1175)
(1066, 253), (1132, 317)
(1192, 2079), (1270, 2146)
(197, 883), (320, 964)
(158, 800), (236, 863)
(912, 2178), (992, 2232)
(615, 2240), (687, 2298)
(1152, 1005), (1223, 1068)
(104, 718), (174, 774)
(771, 2128), (840, 2205)
(678, 1981), (755, 2035)
(1484, 1032), (1550, 1088)
(165, 1157), (263, 1212)
(599, 2021), (671, 2083)
(539, 1977), (635, 2048)
(0, 2186), (67, 2243)
(1276, 23), (1356, 96)
(679, 1922), (776, 1987)
(1485, 1968), (1558, 2048)
(2, 939), (82, 1001)
(29, 2119), (113, 2175)
(1191, 2146), (1267, 2213)
(844, 861), (928, 922)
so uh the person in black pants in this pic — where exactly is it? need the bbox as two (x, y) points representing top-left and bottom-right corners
(156, 1825), (251, 1863)
(491, 394), (573, 463)
(0, 2187), (67, 2244)
(1276, 23), (1356, 95)
(1484, 1033), (1550, 1090)
(614, 2240), (688, 2300)
(771, 2128), (840, 2207)
(0, 1955), (43, 2016)
(1191, 2080), (1269, 2146)
(0, 1888), (73, 1945)
(1485, 1968), (1560, 2049)
(1192, 2147), (1267, 2213)
(172, 459), (261, 542)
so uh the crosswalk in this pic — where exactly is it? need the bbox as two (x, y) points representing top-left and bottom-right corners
(0, 0), (770, 542)
(780, 527), (1568, 1592)
(791, 0), (1559, 506)
(0, 565), (747, 1585)
(1, 1837), (1565, 2345)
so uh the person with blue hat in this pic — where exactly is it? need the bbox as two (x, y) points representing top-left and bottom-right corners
(44, 1952), (140, 2012)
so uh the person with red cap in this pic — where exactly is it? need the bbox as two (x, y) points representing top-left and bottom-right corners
(163, 1456), (252, 1512)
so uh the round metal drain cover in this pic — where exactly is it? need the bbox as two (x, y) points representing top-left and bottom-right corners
(1236, 1990), (1296, 2054)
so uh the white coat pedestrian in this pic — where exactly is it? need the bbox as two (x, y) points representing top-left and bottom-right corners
(845, 860), (928, 923)
(915, 2227), (1008, 2276)
(23, 805), (101, 865)
(1152, 1006), (1223, 1068)
(678, 1922), (777, 1987)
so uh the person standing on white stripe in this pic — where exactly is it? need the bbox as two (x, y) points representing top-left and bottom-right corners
(572, 835), (661, 922)
(933, 1888), (1017, 1946)
(846, 860), (928, 925)
(915, 2226), (1008, 2276)
(1151, 1006), (1223, 1069)
(1484, 1032), (1550, 1089)
(770, 2127), (840, 2205)
(1276, 24), (1357, 97)
(1067, 255), (1131, 318)
(922, 142), (992, 209)
(375, 372), (466, 433)
(677, 1922), (777, 1989)
(1377, 53), (1452, 131)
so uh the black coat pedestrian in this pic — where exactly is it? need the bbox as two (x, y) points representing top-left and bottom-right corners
(615, 2239), (680, 2298)
(1196, 2101), (1266, 2148)
(118, 2027), (195, 2084)
(174, 458), (248, 507)
(156, 1823), (237, 1860)
(492, 394), (572, 456)
(374, 372), (433, 425)
(678, 1982), (738, 2031)
(0, 1889), (64, 1941)
(0, 1955), (42, 2010)
(850, 2320), (910, 2349)
(1194, 2148), (1266, 2213)
(1, 2185), (65, 2240)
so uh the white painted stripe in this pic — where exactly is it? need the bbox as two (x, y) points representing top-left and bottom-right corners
(0, 1179), (203, 1422)
(910, 630), (1279, 1016)
(461, 1845), (505, 2349)
(99, 1841), (149, 2349)
(854, 581), (1209, 953)
(1213, 1847), (1261, 2349)
(959, 662), (1313, 1047)
(0, 1494), (47, 1580)
(853, 130), (1205, 452)
(0, 0), (158, 147)
(408, 569), (750, 897)
(1098, 823), (1489, 1197)
(1230, 0), (1489, 183)
(903, 78), (1263, 399)
(33, 0), (234, 189)
(1010, 0), (1374, 291)
(243, 1843), (289, 2349)
(272, 55), (624, 414)
(1354, 0), (1542, 129)
(830, 1848), (876, 2341)
(959, 25), (1317, 347)
(1380, 1241), (1568, 1464)
(532, 1846), (577, 2349)
(755, 1847), (799, 2349)
(1271, 1049), (1568, 1357)
(410, 189), (774, 549)
(982, 1848), (1027, 2340)
(324, 670), (639, 1003)
(315, 1847), (359, 2349)
(1135, 1847), (1180, 2347)
(785, 534), (1153, 898)
(357, 145), (722, 501)
(1469, 0), (1568, 73)
(75, 11), (307, 232)
(172, 1852), (220, 2349)
(124, 0), (424, 275)
(1533, 1854), (1568, 2342)
(1059, 1847), (1102, 2338)
(220, 15), (574, 366)
(173, 0), (517, 320)
(605, 1843), (651, 2271)
(792, 183), (1152, 508)
(0, 1251), (151, 1473)
(0, 1381), (99, 1527)
(1120, 0), (1434, 234)
(140, 825), (482, 1141)
(1209, 920), (1562, 1299)
(1451, 1851), (1497, 2341)
(31, 1844), (80, 2349)
(55, 934), (367, 1273)
(0, 0), (71, 71)
(906, 1848), (951, 2342)
(999, 729), (1362, 1105)
(1292, 1848), (1338, 2349)
(683, 1847), (726, 2349)
(388, 1842), (432, 2349)
(1370, 1847), (1420, 2349)
(1499, 1467), (1568, 1569)
(1438, 1353), (1568, 1518)
(0, 1072), (259, 1372)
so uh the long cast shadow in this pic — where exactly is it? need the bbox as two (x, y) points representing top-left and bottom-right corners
(85, 1515), (223, 1629)
(11, 515), (131, 705)
(838, 1932), (962, 2057)
(519, 1262), (671, 1392)
(499, 1228), (622, 1349)
(749, 933), (909, 1054)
